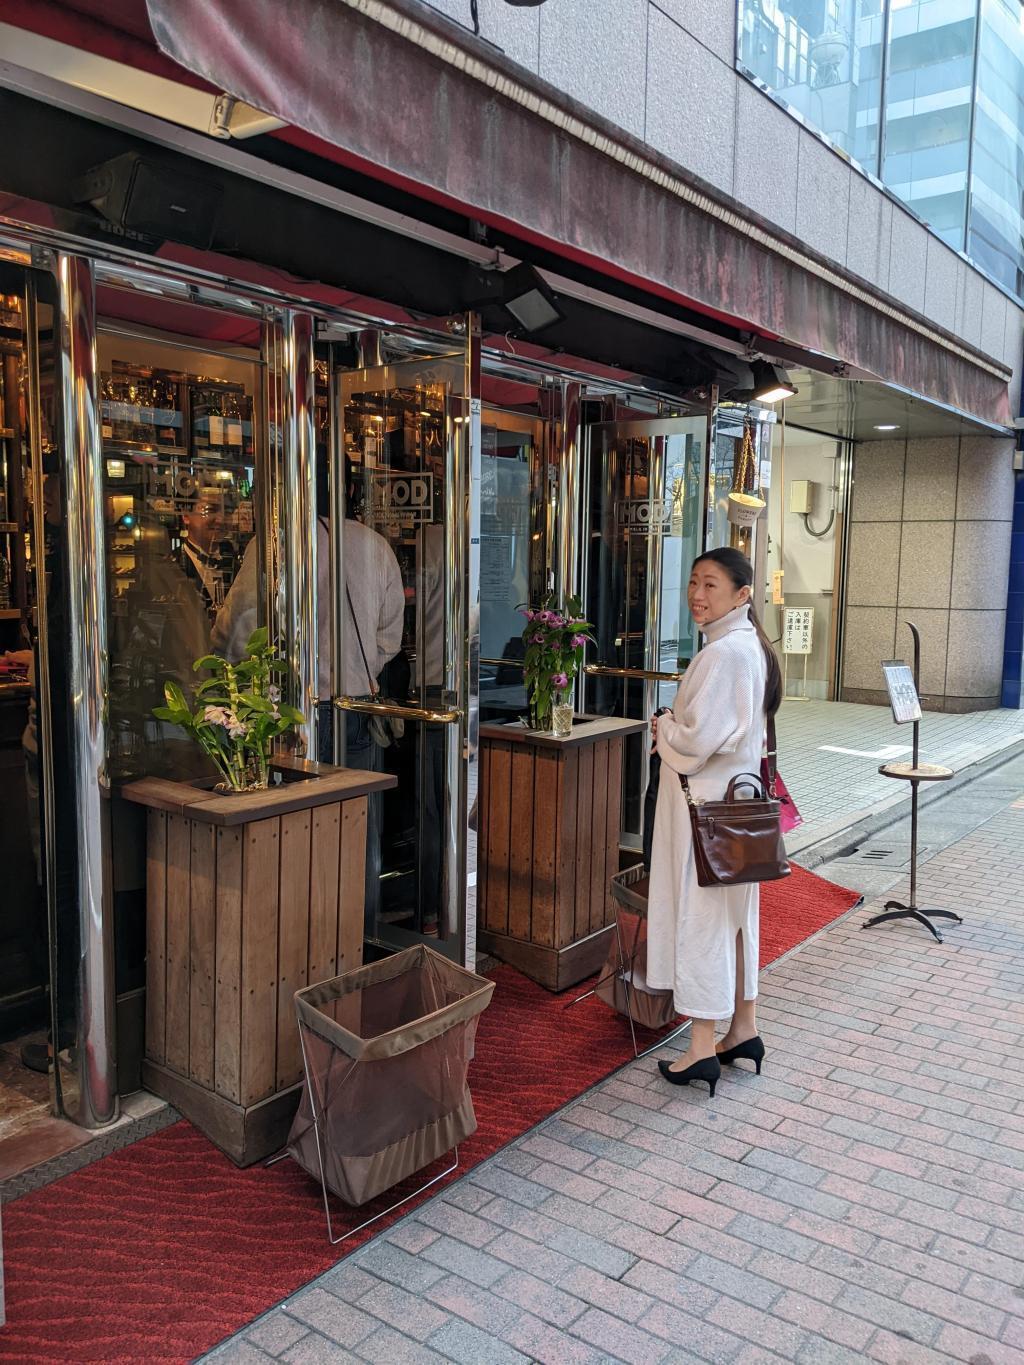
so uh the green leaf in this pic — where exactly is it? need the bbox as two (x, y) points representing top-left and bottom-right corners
(163, 680), (189, 711)
(244, 626), (269, 654)
(192, 654), (224, 673)
(239, 692), (274, 713)
(277, 704), (305, 724)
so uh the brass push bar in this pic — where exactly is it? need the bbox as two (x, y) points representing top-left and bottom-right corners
(585, 664), (687, 682)
(334, 696), (461, 725)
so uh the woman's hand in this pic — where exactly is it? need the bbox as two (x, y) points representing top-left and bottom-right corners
(651, 707), (669, 752)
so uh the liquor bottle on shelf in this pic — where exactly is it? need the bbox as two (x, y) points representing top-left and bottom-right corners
(0, 552), (11, 609)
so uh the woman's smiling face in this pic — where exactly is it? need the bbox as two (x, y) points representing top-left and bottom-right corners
(688, 559), (751, 628)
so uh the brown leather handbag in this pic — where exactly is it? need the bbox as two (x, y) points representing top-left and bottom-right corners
(679, 716), (790, 888)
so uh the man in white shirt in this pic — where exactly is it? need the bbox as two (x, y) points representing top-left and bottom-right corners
(213, 454), (404, 926)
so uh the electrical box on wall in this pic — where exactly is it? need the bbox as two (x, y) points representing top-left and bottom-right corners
(790, 480), (815, 514)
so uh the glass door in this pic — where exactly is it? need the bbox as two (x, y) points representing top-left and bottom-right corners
(335, 331), (479, 965)
(582, 414), (708, 847)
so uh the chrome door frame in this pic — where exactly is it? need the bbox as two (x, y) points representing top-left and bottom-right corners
(43, 250), (118, 1128)
(330, 316), (482, 969)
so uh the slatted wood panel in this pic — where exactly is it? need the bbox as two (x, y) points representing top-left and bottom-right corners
(308, 806), (341, 985)
(214, 827), (243, 1104)
(478, 735), (626, 969)
(573, 744), (595, 942)
(507, 747), (535, 942)
(164, 815), (192, 1077)
(188, 822), (217, 1090)
(145, 796), (367, 1110)
(145, 813), (167, 1065)
(531, 749), (559, 949)
(482, 741), (513, 935)
(276, 811), (311, 1091)
(337, 798), (367, 977)
(555, 749), (578, 951)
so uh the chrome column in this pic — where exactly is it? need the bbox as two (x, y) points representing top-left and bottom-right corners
(55, 253), (117, 1128)
(554, 381), (583, 710)
(458, 315), (482, 968)
(282, 312), (319, 756)
(329, 340), (349, 764)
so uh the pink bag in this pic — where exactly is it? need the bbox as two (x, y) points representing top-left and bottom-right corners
(761, 759), (802, 833)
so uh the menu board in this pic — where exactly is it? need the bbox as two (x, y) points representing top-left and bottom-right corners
(882, 661), (921, 724)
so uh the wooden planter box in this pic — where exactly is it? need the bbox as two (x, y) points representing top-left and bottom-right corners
(123, 757), (396, 1166)
(477, 716), (646, 991)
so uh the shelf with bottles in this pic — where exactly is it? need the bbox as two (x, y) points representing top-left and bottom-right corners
(101, 364), (186, 452)
(189, 377), (253, 461)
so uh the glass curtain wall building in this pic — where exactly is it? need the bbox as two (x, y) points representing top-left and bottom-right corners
(738, 0), (1024, 301)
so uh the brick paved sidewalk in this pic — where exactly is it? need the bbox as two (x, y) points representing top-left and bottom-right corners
(208, 792), (1024, 1365)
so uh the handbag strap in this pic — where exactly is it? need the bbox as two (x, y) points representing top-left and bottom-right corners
(678, 712), (778, 805)
(326, 513), (380, 698)
(344, 581), (378, 698)
(764, 712), (778, 797)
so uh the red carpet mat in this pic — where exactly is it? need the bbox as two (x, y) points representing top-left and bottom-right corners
(0, 864), (859, 1363)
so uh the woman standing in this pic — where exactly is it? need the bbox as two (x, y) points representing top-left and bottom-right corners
(647, 547), (782, 1097)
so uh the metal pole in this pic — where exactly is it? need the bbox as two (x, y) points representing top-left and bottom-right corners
(329, 342), (348, 764)
(282, 312), (319, 758)
(556, 381), (583, 709)
(55, 252), (117, 1127)
(458, 314), (482, 967)
(908, 621), (921, 909)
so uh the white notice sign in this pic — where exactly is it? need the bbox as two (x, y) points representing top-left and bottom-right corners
(783, 608), (814, 656)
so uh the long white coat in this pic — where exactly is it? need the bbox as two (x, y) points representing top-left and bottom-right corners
(646, 604), (767, 1019)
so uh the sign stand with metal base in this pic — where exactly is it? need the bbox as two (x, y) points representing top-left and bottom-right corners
(862, 622), (961, 944)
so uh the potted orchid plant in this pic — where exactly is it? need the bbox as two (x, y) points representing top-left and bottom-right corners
(152, 627), (305, 791)
(519, 594), (594, 736)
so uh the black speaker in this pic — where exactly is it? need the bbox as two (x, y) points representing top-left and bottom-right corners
(73, 152), (222, 250)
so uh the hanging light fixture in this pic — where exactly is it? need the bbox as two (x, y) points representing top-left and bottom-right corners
(750, 360), (798, 404)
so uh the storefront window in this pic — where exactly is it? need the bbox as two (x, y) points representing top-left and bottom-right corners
(738, 0), (886, 168)
(968, 0), (1024, 295)
(98, 301), (261, 782)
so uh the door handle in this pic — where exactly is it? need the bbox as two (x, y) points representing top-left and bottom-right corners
(334, 697), (462, 725)
(585, 664), (688, 681)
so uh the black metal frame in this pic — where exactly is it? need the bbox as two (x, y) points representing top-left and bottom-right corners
(862, 622), (963, 944)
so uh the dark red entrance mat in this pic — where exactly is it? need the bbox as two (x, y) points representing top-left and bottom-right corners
(0, 865), (859, 1363)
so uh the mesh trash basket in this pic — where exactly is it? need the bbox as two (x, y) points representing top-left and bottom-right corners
(595, 864), (677, 1033)
(287, 944), (494, 1208)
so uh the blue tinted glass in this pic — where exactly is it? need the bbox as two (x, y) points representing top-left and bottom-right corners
(880, 0), (976, 250)
(968, 0), (1024, 296)
(737, 0), (886, 170)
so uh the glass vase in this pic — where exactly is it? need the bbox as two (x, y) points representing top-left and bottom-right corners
(552, 701), (573, 739)
(527, 695), (552, 732)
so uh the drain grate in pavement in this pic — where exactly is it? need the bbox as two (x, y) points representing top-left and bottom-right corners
(837, 843), (926, 868)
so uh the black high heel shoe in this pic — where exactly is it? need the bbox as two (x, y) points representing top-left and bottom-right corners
(657, 1056), (721, 1097)
(716, 1036), (765, 1074)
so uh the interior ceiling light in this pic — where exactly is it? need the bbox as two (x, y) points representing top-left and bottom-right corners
(750, 360), (798, 404)
(874, 423), (900, 431)
(501, 263), (564, 334)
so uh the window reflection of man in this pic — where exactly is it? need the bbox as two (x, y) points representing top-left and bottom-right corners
(179, 489), (227, 615)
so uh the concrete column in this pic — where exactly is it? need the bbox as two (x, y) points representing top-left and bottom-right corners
(842, 435), (1015, 711)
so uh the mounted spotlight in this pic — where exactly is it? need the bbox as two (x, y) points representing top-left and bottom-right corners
(501, 263), (564, 333)
(750, 360), (798, 404)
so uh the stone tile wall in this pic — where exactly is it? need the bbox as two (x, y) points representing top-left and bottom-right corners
(842, 436), (1016, 710)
